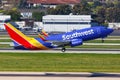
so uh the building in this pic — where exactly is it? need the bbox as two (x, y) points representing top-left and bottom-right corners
(43, 15), (92, 32)
(0, 15), (11, 30)
(15, 21), (25, 29)
(27, 0), (80, 8)
(109, 23), (120, 29)
(1, 0), (20, 10)
(21, 12), (32, 18)
(108, 23), (120, 35)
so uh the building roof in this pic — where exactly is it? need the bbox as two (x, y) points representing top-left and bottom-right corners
(27, 0), (80, 4)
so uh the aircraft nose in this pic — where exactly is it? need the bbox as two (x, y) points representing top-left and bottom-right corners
(105, 28), (113, 34)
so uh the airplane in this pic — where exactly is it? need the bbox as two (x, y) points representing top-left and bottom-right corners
(4, 22), (113, 52)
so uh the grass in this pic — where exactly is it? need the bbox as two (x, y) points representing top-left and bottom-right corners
(107, 36), (120, 39)
(0, 53), (119, 72)
(0, 46), (119, 49)
(0, 39), (120, 43)
(85, 40), (120, 43)
(0, 40), (120, 49)
(0, 43), (119, 49)
(75, 45), (120, 49)
(0, 44), (11, 48)
(0, 39), (12, 42)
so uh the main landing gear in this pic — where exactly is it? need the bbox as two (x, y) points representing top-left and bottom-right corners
(61, 47), (66, 52)
(102, 38), (104, 43)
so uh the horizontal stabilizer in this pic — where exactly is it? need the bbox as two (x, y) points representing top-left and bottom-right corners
(13, 41), (21, 47)
(41, 29), (48, 37)
(38, 33), (46, 41)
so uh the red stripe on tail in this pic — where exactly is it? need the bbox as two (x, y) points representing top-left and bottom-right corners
(4, 24), (37, 49)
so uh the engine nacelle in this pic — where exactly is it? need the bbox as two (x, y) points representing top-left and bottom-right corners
(70, 39), (83, 47)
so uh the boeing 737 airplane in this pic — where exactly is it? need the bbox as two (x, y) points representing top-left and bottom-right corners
(4, 22), (113, 52)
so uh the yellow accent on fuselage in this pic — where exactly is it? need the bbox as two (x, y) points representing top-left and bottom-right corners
(29, 38), (48, 50)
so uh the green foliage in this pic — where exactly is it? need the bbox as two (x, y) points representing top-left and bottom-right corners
(0, 10), (5, 13)
(47, 8), (56, 14)
(3, 9), (21, 21)
(106, 7), (120, 22)
(105, 1), (114, 8)
(56, 5), (72, 15)
(18, 0), (27, 8)
(93, 0), (102, 8)
(32, 11), (45, 21)
(72, 0), (91, 15)
(94, 6), (106, 24)
(47, 5), (72, 15)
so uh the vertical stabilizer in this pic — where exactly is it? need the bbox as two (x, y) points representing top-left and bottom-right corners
(41, 29), (48, 37)
(4, 23), (32, 49)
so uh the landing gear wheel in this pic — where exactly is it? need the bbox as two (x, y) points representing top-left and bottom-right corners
(102, 38), (104, 43)
(61, 47), (66, 52)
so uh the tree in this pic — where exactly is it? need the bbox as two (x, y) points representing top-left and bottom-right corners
(47, 5), (72, 15)
(72, 0), (91, 15)
(105, 1), (114, 8)
(18, 0), (27, 8)
(55, 5), (72, 15)
(114, 1), (120, 8)
(94, 6), (106, 25)
(0, 0), (2, 4)
(93, 0), (102, 8)
(3, 8), (21, 21)
(32, 11), (45, 21)
(47, 8), (57, 15)
(106, 8), (115, 22)
(106, 7), (120, 22)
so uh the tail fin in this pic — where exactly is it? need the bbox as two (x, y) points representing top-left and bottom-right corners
(41, 29), (48, 37)
(4, 23), (32, 49)
(38, 33), (46, 41)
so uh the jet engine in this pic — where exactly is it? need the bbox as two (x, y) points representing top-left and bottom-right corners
(70, 39), (83, 47)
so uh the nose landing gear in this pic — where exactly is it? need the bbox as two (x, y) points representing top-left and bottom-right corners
(61, 47), (66, 52)
(102, 38), (104, 43)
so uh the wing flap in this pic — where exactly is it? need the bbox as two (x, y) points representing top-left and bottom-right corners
(48, 39), (83, 47)
(48, 40), (70, 47)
